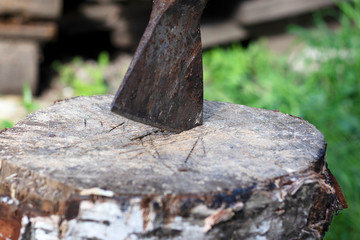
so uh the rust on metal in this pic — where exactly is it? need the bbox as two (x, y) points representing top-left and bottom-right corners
(111, 0), (209, 132)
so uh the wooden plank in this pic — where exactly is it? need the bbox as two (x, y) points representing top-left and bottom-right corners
(201, 21), (247, 48)
(0, 40), (38, 95)
(0, 95), (346, 239)
(236, 0), (337, 25)
(0, 0), (62, 19)
(79, 3), (122, 26)
(0, 22), (57, 41)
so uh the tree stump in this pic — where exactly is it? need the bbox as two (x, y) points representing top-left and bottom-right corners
(0, 95), (346, 240)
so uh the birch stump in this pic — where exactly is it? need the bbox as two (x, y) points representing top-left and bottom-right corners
(0, 95), (346, 240)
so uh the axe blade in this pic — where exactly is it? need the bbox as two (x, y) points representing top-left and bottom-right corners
(111, 0), (208, 132)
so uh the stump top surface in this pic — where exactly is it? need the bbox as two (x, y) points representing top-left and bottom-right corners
(0, 95), (325, 195)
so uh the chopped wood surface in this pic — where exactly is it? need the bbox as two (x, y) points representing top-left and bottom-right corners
(0, 95), (345, 239)
(0, 95), (326, 194)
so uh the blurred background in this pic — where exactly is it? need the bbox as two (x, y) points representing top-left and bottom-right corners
(0, 0), (359, 239)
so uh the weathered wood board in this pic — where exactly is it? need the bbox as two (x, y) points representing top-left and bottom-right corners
(0, 22), (57, 42)
(0, 95), (346, 239)
(0, 0), (62, 19)
(0, 40), (38, 95)
(236, 0), (336, 25)
(201, 22), (247, 48)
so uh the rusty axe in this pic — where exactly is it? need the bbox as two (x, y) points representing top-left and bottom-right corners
(111, 0), (208, 132)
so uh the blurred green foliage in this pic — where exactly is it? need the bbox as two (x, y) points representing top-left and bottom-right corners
(0, 84), (37, 131)
(52, 51), (109, 96)
(203, 1), (360, 239)
(22, 83), (40, 114)
(0, 120), (13, 130)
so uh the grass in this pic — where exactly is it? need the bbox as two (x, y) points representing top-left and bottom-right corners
(203, 1), (360, 239)
(22, 83), (40, 114)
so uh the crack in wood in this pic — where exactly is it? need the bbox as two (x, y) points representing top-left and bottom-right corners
(78, 218), (111, 226)
(107, 122), (125, 133)
(148, 135), (161, 159)
(138, 135), (174, 173)
(135, 228), (182, 238)
(130, 130), (160, 141)
(184, 136), (201, 164)
(22, 221), (32, 239)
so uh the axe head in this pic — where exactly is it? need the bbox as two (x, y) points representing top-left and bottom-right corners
(111, 0), (208, 132)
